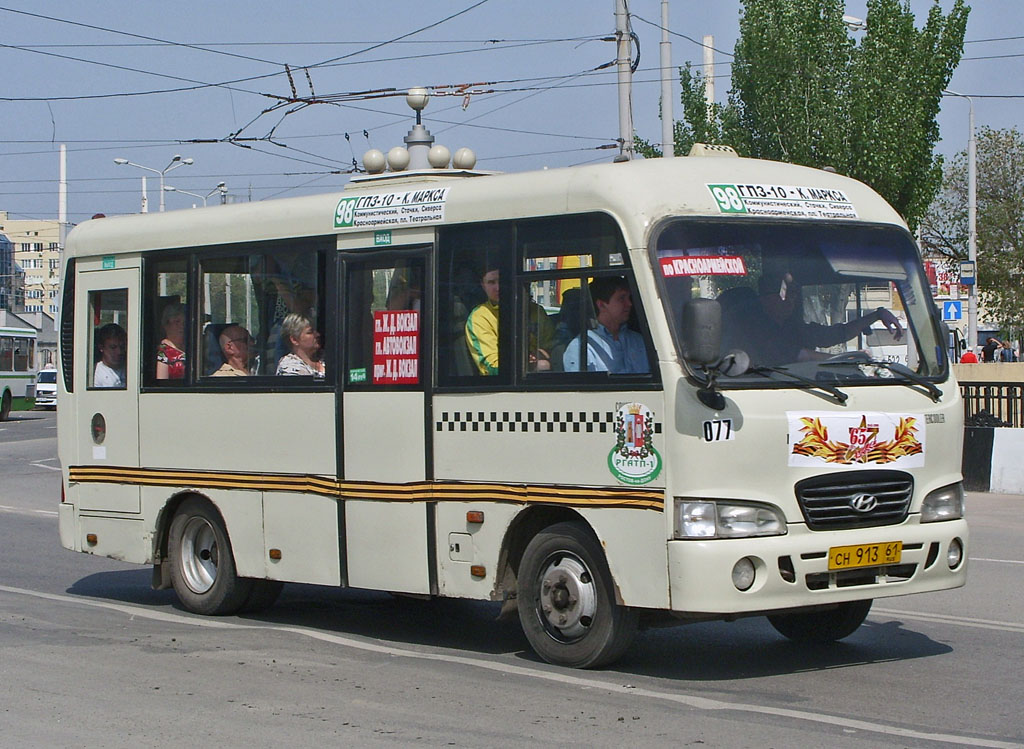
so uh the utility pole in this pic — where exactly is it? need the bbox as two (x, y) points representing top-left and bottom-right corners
(615, 0), (634, 160)
(660, 0), (674, 157)
(945, 90), (978, 351)
(58, 144), (68, 248)
(703, 35), (715, 119)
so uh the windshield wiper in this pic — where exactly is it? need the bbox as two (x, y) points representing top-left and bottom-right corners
(819, 358), (943, 403)
(746, 365), (849, 405)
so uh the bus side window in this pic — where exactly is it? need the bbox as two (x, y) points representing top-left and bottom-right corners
(146, 257), (188, 384)
(264, 249), (324, 379)
(438, 223), (513, 383)
(200, 255), (260, 378)
(88, 289), (128, 389)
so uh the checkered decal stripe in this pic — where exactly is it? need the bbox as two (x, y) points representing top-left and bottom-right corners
(435, 410), (664, 434)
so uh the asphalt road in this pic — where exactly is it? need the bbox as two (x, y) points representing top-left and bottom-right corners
(1, 410), (1022, 747)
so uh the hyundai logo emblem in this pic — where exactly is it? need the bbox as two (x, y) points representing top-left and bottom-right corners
(850, 493), (878, 513)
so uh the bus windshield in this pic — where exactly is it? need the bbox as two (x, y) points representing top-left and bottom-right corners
(653, 219), (946, 385)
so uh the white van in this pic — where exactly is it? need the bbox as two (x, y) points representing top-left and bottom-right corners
(34, 367), (57, 408)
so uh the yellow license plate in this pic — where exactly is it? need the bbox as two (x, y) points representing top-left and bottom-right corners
(828, 541), (902, 570)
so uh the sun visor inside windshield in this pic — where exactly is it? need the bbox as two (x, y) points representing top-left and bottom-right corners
(820, 241), (909, 281)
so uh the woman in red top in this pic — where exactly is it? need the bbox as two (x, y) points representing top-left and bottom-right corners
(156, 302), (186, 379)
(959, 349), (979, 364)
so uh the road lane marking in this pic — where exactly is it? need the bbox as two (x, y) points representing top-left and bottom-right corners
(0, 505), (58, 517)
(31, 463), (61, 471)
(0, 584), (1020, 749)
(971, 557), (1024, 565)
(873, 608), (1024, 634)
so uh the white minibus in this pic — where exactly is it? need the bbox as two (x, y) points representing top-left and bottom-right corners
(58, 140), (967, 668)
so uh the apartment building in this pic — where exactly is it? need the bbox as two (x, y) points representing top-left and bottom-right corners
(0, 212), (62, 316)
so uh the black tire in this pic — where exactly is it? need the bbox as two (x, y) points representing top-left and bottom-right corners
(168, 498), (253, 615)
(0, 390), (11, 422)
(517, 522), (638, 668)
(240, 579), (284, 613)
(768, 600), (872, 643)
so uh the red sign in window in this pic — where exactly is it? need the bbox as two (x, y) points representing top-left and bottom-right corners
(372, 310), (419, 384)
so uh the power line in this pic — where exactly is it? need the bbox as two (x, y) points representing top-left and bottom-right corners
(0, 5), (288, 66)
(12, 36), (602, 50)
(304, 0), (493, 69)
(629, 13), (734, 57)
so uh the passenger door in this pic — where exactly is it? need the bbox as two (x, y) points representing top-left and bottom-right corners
(340, 249), (432, 594)
(74, 264), (141, 513)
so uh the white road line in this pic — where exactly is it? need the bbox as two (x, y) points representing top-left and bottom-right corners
(971, 557), (1024, 565)
(30, 463), (61, 472)
(0, 584), (1019, 749)
(873, 608), (1024, 634)
(0, 505), (57, 517)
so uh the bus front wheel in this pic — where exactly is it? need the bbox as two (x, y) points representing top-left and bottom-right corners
(767, 600), (872, 643)
(168, 498), (253, 615)
(517, 522), (638, 668)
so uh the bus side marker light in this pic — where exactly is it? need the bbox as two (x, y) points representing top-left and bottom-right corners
(466, 511), (484, 524)
(86, 533), (97, 546)
(470, 565), (486, 578)
(269, 548), (282, 560)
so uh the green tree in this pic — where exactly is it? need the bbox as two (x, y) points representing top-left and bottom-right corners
(639, 0), (969, 229)
(921, 127), (1024, 340)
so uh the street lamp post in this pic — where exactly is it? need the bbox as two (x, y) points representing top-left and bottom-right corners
(944, 90), (978, 352)
(113, 155), (194, 212)
(163, 182), (227, 208)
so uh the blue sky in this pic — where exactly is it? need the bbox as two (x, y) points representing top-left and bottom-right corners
(0, 1), (1018, 222)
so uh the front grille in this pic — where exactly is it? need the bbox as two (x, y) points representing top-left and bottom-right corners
(795, 470), (913, 530)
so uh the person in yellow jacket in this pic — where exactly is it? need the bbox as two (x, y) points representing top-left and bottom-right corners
(465, 267), (555, 375)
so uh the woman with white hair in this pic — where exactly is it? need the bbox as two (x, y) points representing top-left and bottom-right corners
(275, 313), (325, 378)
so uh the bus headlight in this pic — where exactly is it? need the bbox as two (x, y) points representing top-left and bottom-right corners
(674, 500), (787, 539)
(921, 483), (965, 523)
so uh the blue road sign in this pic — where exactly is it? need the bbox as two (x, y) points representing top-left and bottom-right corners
(943, 300), (963, 321)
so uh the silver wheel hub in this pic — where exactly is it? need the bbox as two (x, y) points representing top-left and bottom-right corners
(180, 516), (218, 594)
(538, 553), (597, 640)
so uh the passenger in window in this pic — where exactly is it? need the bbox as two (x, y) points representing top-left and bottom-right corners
(465, 267), (555, 375)
(211, 324), (253, 377)
(386, 267), (422, 312)
(94, 323), (127, 388)
(562, 277), (649, 374)
(275, 313), (325, 378)
(156, 302), (186, 380)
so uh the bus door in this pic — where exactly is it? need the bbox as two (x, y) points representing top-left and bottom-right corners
(74, 265), (141, 514)
(340, 249), (432, 594)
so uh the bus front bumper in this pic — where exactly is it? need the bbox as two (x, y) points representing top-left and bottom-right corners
(667, 518), (967, 614)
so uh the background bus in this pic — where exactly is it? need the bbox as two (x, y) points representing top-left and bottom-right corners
(1, 321), (37, 420)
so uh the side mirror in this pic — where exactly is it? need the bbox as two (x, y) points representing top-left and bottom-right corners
(681, 298), (721, 366)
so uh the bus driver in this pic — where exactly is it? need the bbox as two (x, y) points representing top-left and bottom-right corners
(723, 264), (903, 368)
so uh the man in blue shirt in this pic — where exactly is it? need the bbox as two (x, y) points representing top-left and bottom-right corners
(562, 276), (649, 374)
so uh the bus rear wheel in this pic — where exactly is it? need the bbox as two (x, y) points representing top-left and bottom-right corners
(168, 498), (253, 615)
(767, 600), (872, 643)
(517, 522), (638, 668)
